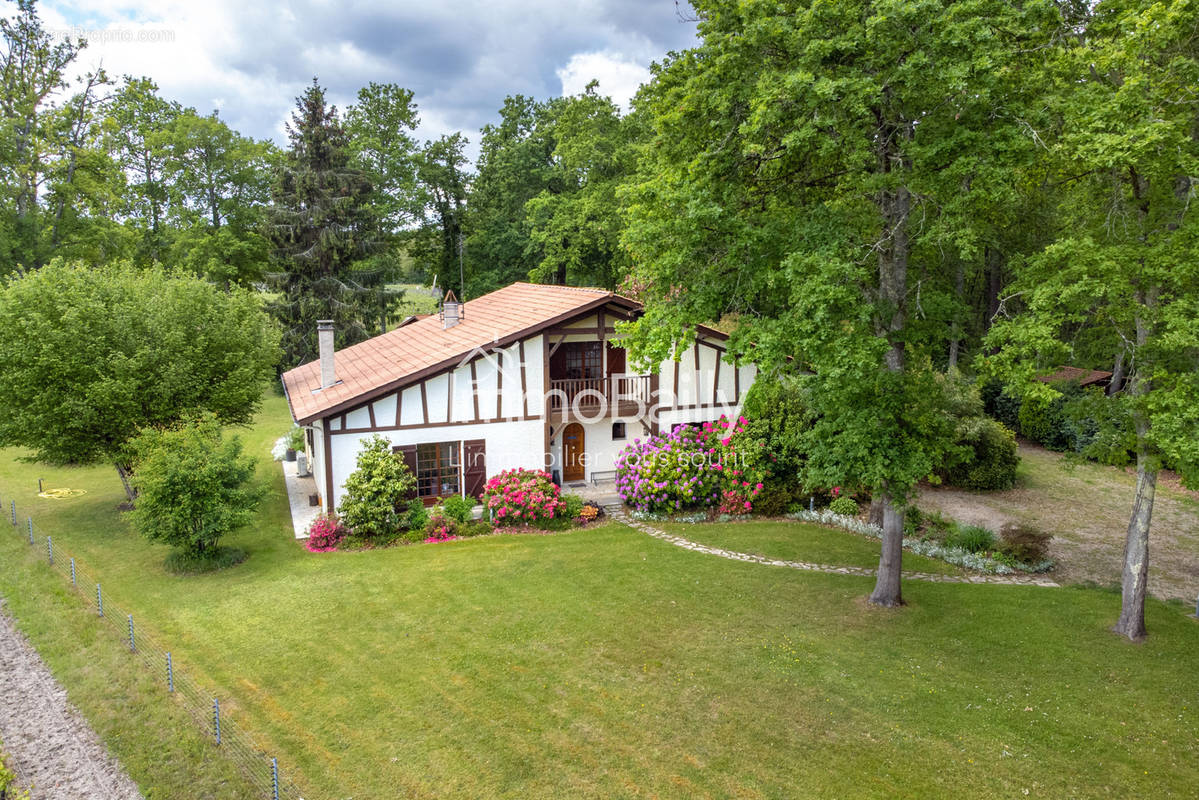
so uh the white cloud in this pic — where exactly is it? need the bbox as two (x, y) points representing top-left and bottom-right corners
(556, 50), (652, 111)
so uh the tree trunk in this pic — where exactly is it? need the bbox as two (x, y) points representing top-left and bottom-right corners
(1113, 454), (1155, 640)
(114, 462), (138, 505)
(1107, 347), (1126, 396)
(947, 260), (965, 369)
(985, 245), (1002, 329)
(869, 148), (909, 606)
(1113, 293), (1156, 640)
(869, 492), (905, 607)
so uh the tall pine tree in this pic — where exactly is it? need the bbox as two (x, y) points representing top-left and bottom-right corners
(267, 79), (384, 369)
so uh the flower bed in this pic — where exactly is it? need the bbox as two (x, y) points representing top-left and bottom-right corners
(481, 468), (565, 526)
(614, 416), (765, 514)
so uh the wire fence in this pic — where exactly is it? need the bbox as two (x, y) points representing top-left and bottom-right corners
(2, 494), (308, 800)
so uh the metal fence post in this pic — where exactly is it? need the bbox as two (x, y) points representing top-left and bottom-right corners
(127, 615), (135, 652)
(70, 557), (76, 586)
(271, 757), (279, 800)
(10, 500), (15, 526)
(167, 652), (174, 692)
(38, 478), (43, 493)
(213, 698), (221, 744)
(47, 535), (53, 565)
(27, 517), (34, 545)
(96, 583), (103, 617)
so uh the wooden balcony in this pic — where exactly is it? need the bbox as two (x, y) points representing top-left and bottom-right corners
(547, 375), (654, 418)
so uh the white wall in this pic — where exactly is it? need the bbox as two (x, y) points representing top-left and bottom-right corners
(548, 417), (649, 483)
(328, 419), (546, 510)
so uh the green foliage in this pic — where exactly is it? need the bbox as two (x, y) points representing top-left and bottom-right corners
(0, 746), (29, 800)
(129, 414), (262, 561)
(441, 494), (475, 524)
(560, 493), (585, 520)
(265, 79), (387, 370)
(944, 416), (1020, 491)
(740, 376), (814, 484)
(404, 498), (430, 533)
(1018, 394), (1070, 451)
(945, 524), (996, 554)
(413, 133), (471, 291)
(828, 496), (859, 517)
(338, 435), (416, 540)
(285, 425), (306, 452)
(163, 546), (248, 575)
(0, 261), (278, 495)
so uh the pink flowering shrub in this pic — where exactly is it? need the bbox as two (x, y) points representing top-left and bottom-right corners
(482, 469), (565, 527)
(305, 513), (346, 552)
(423, 510), (460, 542)
(615, 415), (767, 514)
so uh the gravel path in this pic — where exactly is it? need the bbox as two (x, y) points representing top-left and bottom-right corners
(0, 599), (143, 800)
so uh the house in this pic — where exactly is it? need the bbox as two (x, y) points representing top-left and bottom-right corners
(280, 282), (758, 512)
(1036, 366), (1113, 391)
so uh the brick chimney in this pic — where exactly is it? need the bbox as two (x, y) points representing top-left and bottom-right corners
(317, 320), (337, 389)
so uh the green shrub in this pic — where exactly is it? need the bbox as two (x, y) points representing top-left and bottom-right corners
(753, 483), (803, 517)
(981, 378), (1021, 431)
(441, 494), (475, 523)
(943, 416), (1019, 491)
(560, 493), (585, 520)
(163, 546), (248, 574)
(458, 519), (493, 538)
(0, 749), (29, 800)
(1061, 390), (1135, 465)
(129, 414), (262, 564)
(423, 511), (459, 541)
(404, 498), (429, 532)
(828, 496), (859, 516)
(999, 523), (1052, 563)
(946, 524), (996, 553)
(339, 435), (416, 540)
(286, 425), (306, 451)
(1018, 394), (1072, 450)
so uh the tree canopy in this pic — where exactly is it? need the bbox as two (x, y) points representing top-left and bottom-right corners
(0, 261), (279, 499)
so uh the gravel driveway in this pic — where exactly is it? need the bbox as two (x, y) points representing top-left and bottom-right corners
(0, 599), (142, 800)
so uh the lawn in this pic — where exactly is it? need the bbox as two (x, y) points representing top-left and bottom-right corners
(1, 396), (1197, 798)
(656, 519), (964, 575)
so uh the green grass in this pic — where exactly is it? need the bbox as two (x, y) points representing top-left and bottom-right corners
(389, 282), (441, 321)
(658, 519), (964, 575)
(2, 397), (1198, 798)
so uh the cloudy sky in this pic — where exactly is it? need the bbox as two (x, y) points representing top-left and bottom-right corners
(37, 0), (699, 156)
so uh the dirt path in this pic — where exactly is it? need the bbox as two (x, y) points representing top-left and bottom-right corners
(918, 443), (1199, 602)
(0, 599), (143, 800)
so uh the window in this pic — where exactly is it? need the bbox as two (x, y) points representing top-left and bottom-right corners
(416, 441), (460, 499)
(564, 341), (602, 379)
(612, 422), (626, 440)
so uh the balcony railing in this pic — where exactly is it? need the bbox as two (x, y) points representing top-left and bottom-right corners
(547, 375), (654, 416)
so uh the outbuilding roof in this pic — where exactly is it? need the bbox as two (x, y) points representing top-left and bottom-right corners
(1036, 366), (1113, 387)
(281, 282), (641, 424)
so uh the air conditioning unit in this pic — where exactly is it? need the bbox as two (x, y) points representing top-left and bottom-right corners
(296, 451), (310, 477)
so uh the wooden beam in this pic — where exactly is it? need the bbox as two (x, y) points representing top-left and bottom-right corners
(470, 359), (480, 421)
(420, 380), (429, 424)
(519, 340), (529, 417)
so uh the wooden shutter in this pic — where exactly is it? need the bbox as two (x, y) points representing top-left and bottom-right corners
(463, 439), (487, 500)
(549, 341), (567, 379)
(606, 341), (626, 376)
(393, 444), (419, 500)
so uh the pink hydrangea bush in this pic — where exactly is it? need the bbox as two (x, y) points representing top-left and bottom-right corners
(615, 415), (766, 514)
(305, 513), (346, 552)
(482, 468), (565, 527)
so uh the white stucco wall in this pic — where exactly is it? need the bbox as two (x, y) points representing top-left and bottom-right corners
(548, 417), (649, 483)
(327, 419), (546, 510)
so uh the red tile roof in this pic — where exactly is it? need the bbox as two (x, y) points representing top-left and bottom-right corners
(1036, 366), (1113, 387)
(282, 282), (639, 424)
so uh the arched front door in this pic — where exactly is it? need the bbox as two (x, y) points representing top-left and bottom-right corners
(562, 423), (585, 482)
